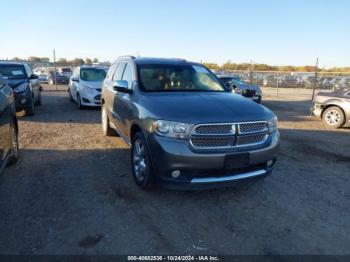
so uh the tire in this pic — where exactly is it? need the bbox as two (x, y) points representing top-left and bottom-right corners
(322, 106), (345, 129)
(77, 93), (83, 109)
(25, 97), (35, 116)
(7, 120), (19, 166)
(101, 105), (114, 136)
(257, 96), (262, 104)
(68, 88), (74, 102)
(131, 132), (154, 189)
(35, 92), (42, 106)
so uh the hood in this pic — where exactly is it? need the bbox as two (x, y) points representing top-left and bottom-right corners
(80, 80), (103, 89)
(138, 91), (274, 124)
(5, 79), (27, 89)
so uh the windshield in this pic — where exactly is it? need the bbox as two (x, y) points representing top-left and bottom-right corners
(138, 64), (225, 92)
(0, 65), (27, 79)
(80, 68), (106, 81)
(220, 77), (244, 86)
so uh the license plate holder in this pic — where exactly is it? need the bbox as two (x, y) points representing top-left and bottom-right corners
(224, 153), (250, 169)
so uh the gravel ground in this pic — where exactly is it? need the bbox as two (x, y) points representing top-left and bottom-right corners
(0, 85), (349, 255)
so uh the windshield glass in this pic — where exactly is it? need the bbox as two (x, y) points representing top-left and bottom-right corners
(138, 64), (225, 92)
(80, 68), (106, 81)
(0, 65), (27, 79)
(220, 77), (244, 86)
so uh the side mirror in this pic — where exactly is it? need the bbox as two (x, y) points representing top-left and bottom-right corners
(29, 74), (39, 80)
(113, 80), (132, 94)
(232, 84), (238, 89)
(71, 77), (79, 82)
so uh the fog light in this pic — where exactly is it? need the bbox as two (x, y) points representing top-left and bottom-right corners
(21, 98), (27, 104)
(267, 160), (274, 167)
(171, 170), (181, 178)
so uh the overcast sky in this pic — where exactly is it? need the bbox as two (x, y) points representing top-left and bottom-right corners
(0, 0), (349, 68)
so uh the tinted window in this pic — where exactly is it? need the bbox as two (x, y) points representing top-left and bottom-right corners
(113, 62), (126, 81)
(0, 64), (27, 79)
(138, 64), (225, 92)
(122, 64), (133, 88)
(80, 68), (106, 81)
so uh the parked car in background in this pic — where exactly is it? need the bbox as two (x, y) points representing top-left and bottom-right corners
(0, 77), (19, 174)
(313, 88), (350, 128)
(48, 71), (69, 85)
(68, 66), (106, 108)
(0, 62), (41, 115)
(218, 75), (262, 103)
(33, 67), (49, 83)
(339, 77), (350, 89)
(59, 67), (73, 78)
(102, 57), (279, 190)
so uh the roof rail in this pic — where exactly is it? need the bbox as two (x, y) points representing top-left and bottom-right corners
(118, 55), (136, 59)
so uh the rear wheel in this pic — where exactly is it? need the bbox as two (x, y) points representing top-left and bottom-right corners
(102, 105), (114, 136)
(7, 120), (19, 166)
(131, 132), (154, 189)
(322, 106), (345, 129)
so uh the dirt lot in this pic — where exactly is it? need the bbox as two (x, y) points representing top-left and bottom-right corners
(0, 86), (349, 255)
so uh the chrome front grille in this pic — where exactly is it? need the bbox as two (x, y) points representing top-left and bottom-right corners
(237, 134), (268, 146)
(191, 137), (231, 148)
(189, 121), (268, 149)
(194, 124), (234, 135)
(238, 121), (268, 134)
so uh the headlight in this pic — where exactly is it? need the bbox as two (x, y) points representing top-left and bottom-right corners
(13, 83), (28, 93)
(153, 120), (194, 139)
(268, 117), (278, 134)
(81, 85), (95, 95)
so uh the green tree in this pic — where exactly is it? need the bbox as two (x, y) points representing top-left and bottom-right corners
(85, 58), (92, 65)
(93, 58), (99, 63)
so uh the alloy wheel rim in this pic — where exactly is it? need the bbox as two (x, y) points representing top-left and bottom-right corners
(133, 139), (146, 182)
(325, 110), (341, 125)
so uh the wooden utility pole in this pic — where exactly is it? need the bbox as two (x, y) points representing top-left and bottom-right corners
(53, 49), (57, 91)
(250, 60), (253, 86)
(311, 57), (319, 101)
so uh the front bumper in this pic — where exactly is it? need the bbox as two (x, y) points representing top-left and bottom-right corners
(148, 132), (280, 190)
(13, 89), (32, 111)
(80, 91), (101, 107)
(312, 103), (323, 118)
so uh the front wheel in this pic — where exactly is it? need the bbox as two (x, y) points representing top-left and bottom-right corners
(101, 105), (114, 136)
(77, 93), (83, 109)
(322, 106), (345, 129)
(7, 120), (19, 166)
(131, 132), (154, 189)
(25, 97), (35, 116)
(35, 92), (42, 106)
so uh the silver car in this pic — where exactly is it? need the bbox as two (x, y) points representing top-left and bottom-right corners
(313, 88), (350, 128)
(68, 66), (106, 108)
